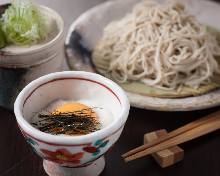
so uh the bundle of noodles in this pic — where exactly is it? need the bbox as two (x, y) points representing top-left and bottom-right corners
(92, 0), (220, 97)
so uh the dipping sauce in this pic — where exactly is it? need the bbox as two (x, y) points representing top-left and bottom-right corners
(32, 101), (102, 136)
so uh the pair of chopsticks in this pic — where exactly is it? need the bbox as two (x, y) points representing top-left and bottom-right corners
(122, 111), (220, 162)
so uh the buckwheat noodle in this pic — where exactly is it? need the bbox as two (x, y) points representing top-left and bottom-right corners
(93, 0), (220, 90)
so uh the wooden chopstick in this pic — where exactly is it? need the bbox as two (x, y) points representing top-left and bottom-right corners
(122, 111), (220, 162)
(122, 111), (220, 158)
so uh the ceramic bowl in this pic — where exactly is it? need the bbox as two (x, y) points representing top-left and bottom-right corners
(65, 0), (220, 112)
(0, 4), (64, 110)
(14, 71), (130, 176)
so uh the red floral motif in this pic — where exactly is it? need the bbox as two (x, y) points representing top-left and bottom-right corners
(83, 139), (109, 156)
(40, 149), (84, 164)
(83, 146), (97, 153)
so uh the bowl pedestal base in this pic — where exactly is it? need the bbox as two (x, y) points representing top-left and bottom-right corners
(43, 157), (105, 176)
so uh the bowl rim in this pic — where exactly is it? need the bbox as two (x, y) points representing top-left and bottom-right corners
(14, 71), (130, 145)
(0, 5), (64, 56)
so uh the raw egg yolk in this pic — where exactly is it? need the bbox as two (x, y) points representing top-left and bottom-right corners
(53, 102), (98, 119)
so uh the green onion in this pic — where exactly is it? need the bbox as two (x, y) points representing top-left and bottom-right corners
(1, 0), (47, 46)
(0, 23), (6, 49)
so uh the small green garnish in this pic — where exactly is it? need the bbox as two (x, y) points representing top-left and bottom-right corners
(0, 23), (6, 49)
(1, 0), (47, 46)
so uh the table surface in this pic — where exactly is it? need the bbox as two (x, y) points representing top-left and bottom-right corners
(1, 0), (220, 176)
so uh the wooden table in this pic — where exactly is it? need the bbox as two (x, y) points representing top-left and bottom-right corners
(1, 0), (220, 176)
(1, 106), (220, 176)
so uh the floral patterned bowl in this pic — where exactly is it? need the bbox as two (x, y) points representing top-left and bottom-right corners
(14, 71), (130, 176)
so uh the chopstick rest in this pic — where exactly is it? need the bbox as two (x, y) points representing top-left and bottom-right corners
(123, 111), (220, 162)
(144, 129), (184, 168)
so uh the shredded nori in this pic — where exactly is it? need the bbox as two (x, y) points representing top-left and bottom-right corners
(32, 108), (101, 135)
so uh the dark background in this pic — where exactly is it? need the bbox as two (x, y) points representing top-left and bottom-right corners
(1, 0), (220, 176)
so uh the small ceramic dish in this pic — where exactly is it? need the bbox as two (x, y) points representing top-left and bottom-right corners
(65, 0), (220, 111)
(0, 4), (64, 110)
(14, 71), (130, 176)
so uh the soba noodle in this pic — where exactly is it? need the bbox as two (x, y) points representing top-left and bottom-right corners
(93, 0), (220, 91)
